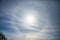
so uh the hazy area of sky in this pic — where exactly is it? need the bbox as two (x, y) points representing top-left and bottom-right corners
(0, 0), (60, 40)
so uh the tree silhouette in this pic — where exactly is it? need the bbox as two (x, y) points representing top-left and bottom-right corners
(0, 32), (7, 40)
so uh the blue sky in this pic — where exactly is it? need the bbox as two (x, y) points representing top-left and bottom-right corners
(0, 0), (60, 40)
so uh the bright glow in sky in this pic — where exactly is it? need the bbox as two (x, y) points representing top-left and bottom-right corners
(22, 9), (37, 28)
(24, 14), (36, 26)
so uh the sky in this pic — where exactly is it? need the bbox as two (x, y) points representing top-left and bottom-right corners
(0, 0), (60, 40)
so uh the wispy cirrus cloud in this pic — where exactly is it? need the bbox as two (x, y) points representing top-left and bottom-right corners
(0, 0), (59, 40)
